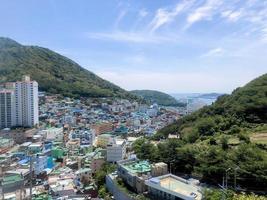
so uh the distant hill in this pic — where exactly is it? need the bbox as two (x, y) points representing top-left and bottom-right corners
(130, 90), (186, 106)
(0, 37), (138, 99)
(158, 73), (267, 137)
(197, 93), (223, 99)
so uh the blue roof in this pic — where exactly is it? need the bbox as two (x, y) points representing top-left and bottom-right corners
(18, 158), (29, 165)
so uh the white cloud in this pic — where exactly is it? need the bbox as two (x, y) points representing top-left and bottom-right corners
(86, 31), (176, 44)
(149, 0), (194, 32)
(261, 27), (267, 42)
(221, 9), (243, 22)
(186, 0), (223, 28)
(201, 47), (224, 57)
(139, 9), (148, 18)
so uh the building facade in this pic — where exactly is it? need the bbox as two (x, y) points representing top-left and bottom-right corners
(107, 139), (126, 163)
(15, 75), (39, 127)
(0, 89), (16, 129)
(0, 75), (39, 129)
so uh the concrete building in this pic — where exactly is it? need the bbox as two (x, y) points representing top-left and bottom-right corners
(0, 89), (16, 129)
(70, 129), (95, 146)
(14, 75), (39, 127)
(107, 139), (126, 163)
(2, 174), (24, 194)
(151, 162), (168, 177)
(42, 127), (64, 142)
(90, 149), (106, 173)
(145, 174), (202, 200)
(97, 133), (114, 148)
(91, 122), (113, 135)
(34, 155), (47, 175)
(75, 168), (92, 183)
(0, 137), (14, 149)
(117, 158), (152, 193)
(117, 158), (169, 193)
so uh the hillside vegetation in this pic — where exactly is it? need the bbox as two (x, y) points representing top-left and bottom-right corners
(133, 74), (267, 192)
(0, 37), (138, 99)
(130, 90), (185, 106)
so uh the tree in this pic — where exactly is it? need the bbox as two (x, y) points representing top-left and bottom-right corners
(95, 163), (116, 188)
(221, 136), (229, 150)
(196, 117), (216, 136)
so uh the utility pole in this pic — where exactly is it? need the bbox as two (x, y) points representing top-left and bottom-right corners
(29, 154), (33, 199)
(225, 168), (231, 189)
(218, 184), (227, 200)
(0, 177), (4, 200)
(234, 167), (239, 191)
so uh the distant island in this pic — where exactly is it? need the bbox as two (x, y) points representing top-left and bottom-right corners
(130, 90), (186, 107)
(196, 93), (223, 99)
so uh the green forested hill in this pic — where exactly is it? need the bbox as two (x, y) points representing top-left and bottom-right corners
(158, 73), (267, 138)
(0, 37), (137, 99)
(133, 74), (267, 192)
(130, 89), (185, 106)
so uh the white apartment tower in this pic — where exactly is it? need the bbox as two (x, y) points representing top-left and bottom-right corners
(15, 75), (39, 127)
(0, 89), (16, 129)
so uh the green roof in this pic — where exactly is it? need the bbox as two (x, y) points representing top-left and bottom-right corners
(32, 194), (52, 200)
(122, 160), (151, 174)
(76, 168), (92, 174)
(0, 137), (13, 145)
(3, 175), (23, 185)
(99, 133), (113, 137)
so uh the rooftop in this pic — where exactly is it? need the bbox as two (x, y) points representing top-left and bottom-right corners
(146, 174), (202, 200)
(122, 160), (151, 174)
(3, 174), (23, 185)
(76, 168), (92, 174)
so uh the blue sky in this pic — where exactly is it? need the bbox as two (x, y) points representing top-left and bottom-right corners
(0, 0), (267, 93)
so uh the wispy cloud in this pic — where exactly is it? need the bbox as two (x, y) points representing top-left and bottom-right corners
(114, 9), (128, 28)
(86, 31), (176, 44)
(201, 47), (224, 57)
(149, 0), (194, 32)
(221, 9), (243, 22)
(139, 9), (148, 18)
(186, 0), (223, 28)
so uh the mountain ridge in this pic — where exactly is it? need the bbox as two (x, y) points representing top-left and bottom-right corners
(0, 37), (138, 100)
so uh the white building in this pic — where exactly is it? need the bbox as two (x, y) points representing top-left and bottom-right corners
(145, 174), (202, 200)
(15, 75), (39, 127)
(107, 139), (126, 163)
(0, 89), (16, 129)
(42, 127), (64, 141)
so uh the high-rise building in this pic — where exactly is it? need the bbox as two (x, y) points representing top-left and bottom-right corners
(0, 75), (39, 129)
(15, 75), (39, 127)
(0, 89), (16, 129)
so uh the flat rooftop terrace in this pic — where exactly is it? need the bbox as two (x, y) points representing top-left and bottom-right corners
(122, 160), (151, 174)
(146, 174), (202, 200)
